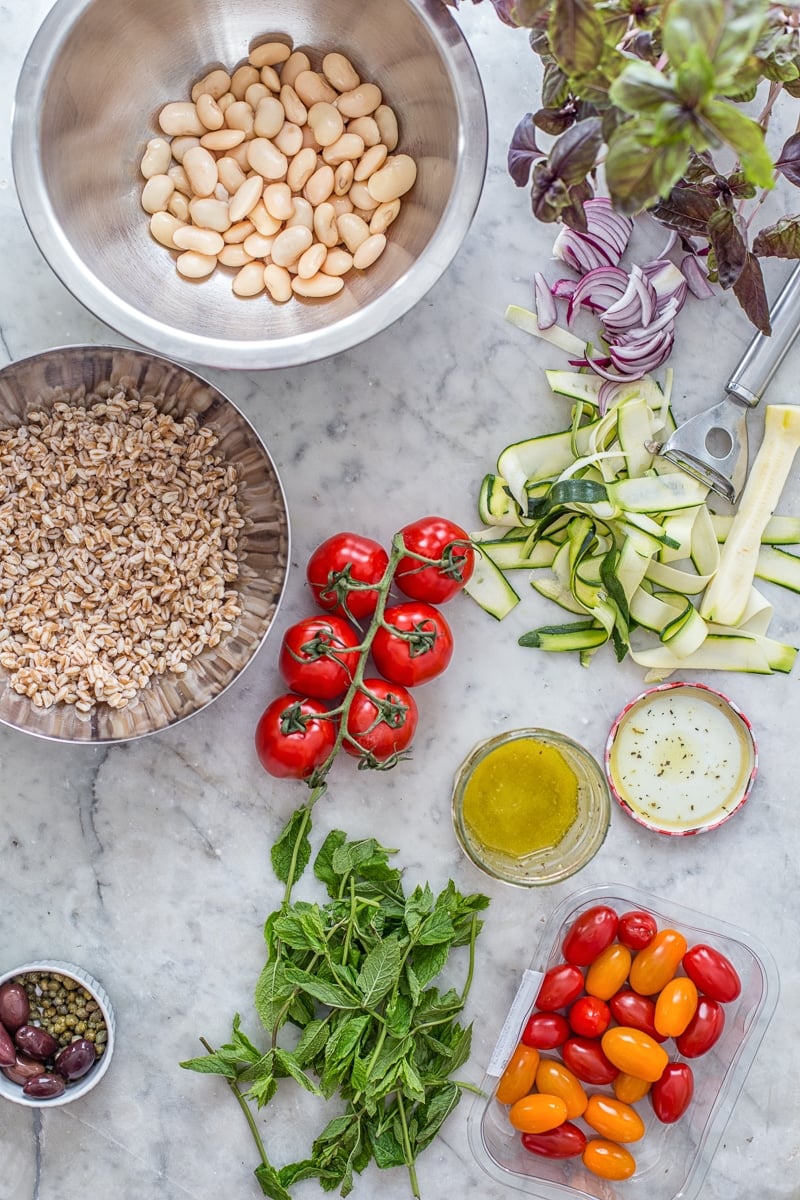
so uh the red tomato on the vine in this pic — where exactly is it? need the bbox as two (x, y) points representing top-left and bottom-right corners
(343, 678), (418, 762)
(306, 532), (389, 620)
(278, 615), (360, 700)
(371, 602), (454, 687)
(254, 694), (337, 779)
(395, 516), (475, 603)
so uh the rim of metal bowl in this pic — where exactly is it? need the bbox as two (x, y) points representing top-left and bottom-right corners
(11, 0), (488, 370)
(0, 344), (291, 744)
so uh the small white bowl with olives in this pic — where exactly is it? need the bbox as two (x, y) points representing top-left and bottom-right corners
(0, 961), (115, 1106)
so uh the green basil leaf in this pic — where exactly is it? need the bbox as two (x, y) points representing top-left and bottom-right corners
(548, 0), (606, 76)
(610, 61), (678, 114)
(663, 0), (767, 89)
(707, 207), (748, 287)
(753, 215), (800, 258)
(674, 45), (716, 108)
(356, 936), (402, 1007)
(699, 100), (775, 189)
(271, 807), (311, 885)
(605, 124), (690, 214)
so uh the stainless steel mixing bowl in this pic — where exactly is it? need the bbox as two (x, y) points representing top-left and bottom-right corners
(0, 346), (289, 743)
(12, 0), (487, 369)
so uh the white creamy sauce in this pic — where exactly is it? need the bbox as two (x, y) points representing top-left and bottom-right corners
(609, 688), (754, 831)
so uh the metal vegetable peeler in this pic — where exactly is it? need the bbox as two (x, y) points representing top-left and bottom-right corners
(651, 262), (800, 504)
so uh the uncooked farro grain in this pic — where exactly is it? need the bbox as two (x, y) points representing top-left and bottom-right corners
(0, 381), (244, 711)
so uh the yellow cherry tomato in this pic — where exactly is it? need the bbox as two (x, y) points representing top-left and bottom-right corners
(509, 1092), (569, 1134)
(654, 976), (699, 1038)
(535, 1057), (588, 1119)
(613, 1072), (651, 1104)
(629, 929), (687, 995)
(582, 1138), (637, 1181)
(585, 942), (632, 1001)
(496, 1043), (540, 1105)
(601, 1026), (669, 1082)
(584, 1094), (645, 1143)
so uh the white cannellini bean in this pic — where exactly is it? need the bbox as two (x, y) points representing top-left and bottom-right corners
(374, 104), (399, 152)
(217, 92), (236, 114)
(243, 231), (275, 258)
(301, 123), (321, 151)
(217, 243), (254, 267)
(149, 211), (186, 248)
(322, 133), (365, 167)
(140, 137), (171, 179)
(281, 51), (311, 87)
(352, 232), (386, 270)
(176, 250), (217, 278)
(337, 212), (371, 254)
(287, 146), (318, 193)
(297, 242), (327, 279)
(231, 64), (260, 100)
(159, 101), (206, 137)
(223, 219), (255, 244)
(259, 64), (282, 93)
(254, 96), (286, 139)
(294, 70), (337, 106)
(333, 160), (354, 196)
(247, 138), (288, 180)
(271, 225), (313, 267)
(273, 121), (304, 158)
(191, 69), (231, 102)
(366, 154), (417, 202)
(279, 84), (308, 127)
(189, 197), (232, 233)
(264, 263), (293, 302)
(232, 261), (267, 296)
(249, 201), (283, 236)
(225, 100), (255, 137)
(307, 102), (344, 148)
(336, 83), (382, 119)
(291, 272), (344, 297)
(369, 198), (401, 235)
(304, 165), (335, 207)
(245, 82), (270, 110)
(263, 182), (294, 221)
(217, 156), (247, 194)
(172, 226), (225, 255)
(182, 146), (219, 197)
(330, 194), (354, 217)
(249, 41), (292, 69)
(321, 52), (360, 93)
(229, 174), (264, 222)
(167, 163), (192, 196)
(169, 135), (200, 163)
(347, 116), (381, 148)
(288, 197), (314, 230)
(321, 246), (354, 276)
(141, 173), (175, 214)
(214, 182), (229, 202)
(199, 128), (245, 152)
(313, 201), (339, 248)
(354, 143), (388, 182)
(227, 141), (251, 171)
(168, 191), (190, 221)
(348, 180), (379, 211)
(196, 92), (225, 131)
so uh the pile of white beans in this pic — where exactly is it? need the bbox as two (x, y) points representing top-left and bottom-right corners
(139, 40), (418, 302)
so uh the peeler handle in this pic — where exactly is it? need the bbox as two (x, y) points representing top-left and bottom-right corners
(726, 262), (800, 407)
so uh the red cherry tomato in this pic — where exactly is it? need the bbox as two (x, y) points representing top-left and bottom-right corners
(562, 1037), (618, 1085)
(651, 1062), (694, 1124)
(618, 910), (658, 951)
(496, 1043), (539, 1105)
(582, 1139), (636, 1181)
(521, 1122), (587, 1159)
(343, 678), (418, 762)
(522, 1011), (570, 1050)
(278, 615), (360, 700)
(568, 995), (611, 1039)
(306, 532), (389, 620)
(601, 1026), (669, 1083)
(394, 516), (475, 603)
(682, 944), (742, 1003)
(629, 928), (687, 995)
(608, 990), (666, 1043)
(562, 905), (619, 966)
(535, 964), (584, 1012)
(676, 997), (725, 1058)
(370, 602), (454, 687)
(254, 694), (336, 779)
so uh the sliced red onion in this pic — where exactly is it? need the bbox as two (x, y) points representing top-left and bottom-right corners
(681, 254), (715, 300)
(567, 266), (628, 325)
(598, 379), (625, 416)
(553, 198), (634, 272)
(645, 260), (688, 309)
(533, 271), (558, 329)
(552, 278), (578, 300)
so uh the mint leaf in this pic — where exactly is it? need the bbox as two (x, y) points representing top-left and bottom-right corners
(179, 1051), (237, 1077)
(414, 1083), (461, 1153)
(356, 937), (402, 1007)
(255, 1160), (292, 1200)
(314, 828), (347, 892)
(254, 961), (294, 1033)
(293, 1017), (330, 1067)
(699, 100), (775, 189)
(404, 884), (434, 934)
(247, 1071), (278, 1107)
(324, 1014), (370, 1069)
(271, 806), (311, 885)
(283, 965), (359, 1009)
(271, 902), (328, 953)
(273, 1048), (323, 1095)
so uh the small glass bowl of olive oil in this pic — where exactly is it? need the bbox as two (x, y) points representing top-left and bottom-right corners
(452, 728), (611, 886)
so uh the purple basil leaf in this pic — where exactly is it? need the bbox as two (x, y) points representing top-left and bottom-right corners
(775, 132), (800, 187)
(732, 253), (771, 335)
(488, 0), (520, 24)
(707, 207), (748, 289)
(508, 113), (545, 187)
(531, 161), (571, 223)
(542, 60), (570, 109)
(547, 116), (602, 187)
(560, 179), (593, 232)
(651, 185), (718, 237)
(752, 215), (800, 259)
(534, 107), (577, 136)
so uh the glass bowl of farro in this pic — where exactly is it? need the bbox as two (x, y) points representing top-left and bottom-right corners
(0, 345), (289, 742)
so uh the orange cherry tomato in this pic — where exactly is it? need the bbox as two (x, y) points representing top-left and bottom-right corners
(629, 928), (687, 996)
(509, 1092), (568, 1134)
(584, 1094), (645, 1143)
(585, 943), (632, 1001)
(601, 1026), (669, 1082)
(654, 976), (698, 1038)
(613, 1072), (651, 1105)
(582, 1138), (636, 1181)
(535, 1058), (588, 1119)
(496, 1043), (539, 1105)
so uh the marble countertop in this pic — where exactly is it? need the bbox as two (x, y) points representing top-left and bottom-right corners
(2, 3), (799, 1199)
